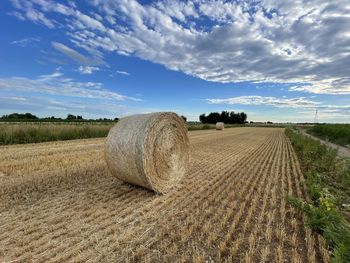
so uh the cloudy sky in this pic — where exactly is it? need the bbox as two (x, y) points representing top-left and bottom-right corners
(1, 0), (350, 122)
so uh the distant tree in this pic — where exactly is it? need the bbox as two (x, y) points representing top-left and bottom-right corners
(66, 114), (77, 120)
(229, 112), (238, 124)
(239, 112), (247, 124)
(1, 113), (38, 120)
(206, 112), (221, 124)
(181, 115), (187, 122)
(0, 112), (122, 122)
(199, 114), (206, 123)
(199, 111), (248, 124)
(221, 111), (230, 124)
(114, 117), (119, 121)
(25, 113), (38, 119)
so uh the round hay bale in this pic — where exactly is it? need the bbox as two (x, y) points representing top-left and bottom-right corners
(216, 122), (225, 130)
(105, 112), (189, 194)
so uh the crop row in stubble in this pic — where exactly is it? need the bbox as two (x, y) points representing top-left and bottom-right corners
(0, 128), (329, 263)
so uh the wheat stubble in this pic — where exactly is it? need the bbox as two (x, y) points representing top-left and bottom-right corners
(0, 128), (329, 262)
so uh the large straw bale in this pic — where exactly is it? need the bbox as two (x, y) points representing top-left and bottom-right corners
(216, 122), (225, 130)
(105, 112), (189, 193)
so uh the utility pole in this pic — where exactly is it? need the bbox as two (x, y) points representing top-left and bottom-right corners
(314, 109), (318, 124)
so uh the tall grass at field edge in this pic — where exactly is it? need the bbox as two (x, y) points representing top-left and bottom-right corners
(0, 123), (247, 145)
(0, 123), (283, 145)
(309, 124), (350, 147)
(0, 124), (113, 145)
(285, 128), (350, 263)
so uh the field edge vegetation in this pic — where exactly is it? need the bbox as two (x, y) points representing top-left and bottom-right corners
(285, 128), (350, 263)
(0, 124), (113, 145)
(308, 124), (350, 147)
(0, 123), (248, 145)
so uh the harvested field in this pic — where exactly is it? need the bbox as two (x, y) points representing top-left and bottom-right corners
(0, 128), (329, 262)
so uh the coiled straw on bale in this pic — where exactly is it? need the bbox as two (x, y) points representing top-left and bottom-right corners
(216, 122), (224, 130)
(105, 112), (189, 194)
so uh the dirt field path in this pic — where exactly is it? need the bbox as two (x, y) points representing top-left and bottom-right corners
(0, 128), (329, 262)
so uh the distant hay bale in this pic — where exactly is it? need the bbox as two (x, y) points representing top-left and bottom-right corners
(105, 112), (189, 194)
(216, 122), (225, 130)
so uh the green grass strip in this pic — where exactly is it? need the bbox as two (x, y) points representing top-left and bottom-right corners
(285, 128), (350, 263)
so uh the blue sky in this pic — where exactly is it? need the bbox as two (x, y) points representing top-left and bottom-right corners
(1, 0), (350, 122)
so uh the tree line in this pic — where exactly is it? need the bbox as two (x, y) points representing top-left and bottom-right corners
(0, 113), (119, 122)
(199, 111), (247, 124)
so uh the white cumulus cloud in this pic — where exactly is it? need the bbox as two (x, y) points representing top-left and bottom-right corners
(207, 95), (350, 120)
(78, 66), (100, 74)
(9, 0), (350, 94)
(207, 96), (320, 109)
(11, 37), (40, 47)
(0, 71), (139, 102)
(116, 70), (130, 76)
(51, 42), (103, 66)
